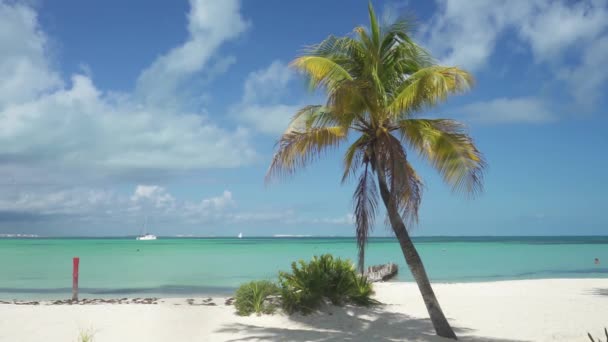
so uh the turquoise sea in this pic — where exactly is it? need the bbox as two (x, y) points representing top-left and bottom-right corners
(0, 236), (607, 300)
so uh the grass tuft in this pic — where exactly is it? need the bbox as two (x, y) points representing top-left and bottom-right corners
(78, 328), (95, 342)
(234, 280), (280, 316)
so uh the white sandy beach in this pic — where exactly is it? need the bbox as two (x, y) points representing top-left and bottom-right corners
(0, 279), (606, 342)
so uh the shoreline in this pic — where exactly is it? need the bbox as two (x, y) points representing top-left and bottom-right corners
(2, 276), (608, 302)
(0, 278), (606, 341)
(0, 271), (608, 305)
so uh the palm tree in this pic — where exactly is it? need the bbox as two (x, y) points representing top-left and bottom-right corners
(266, 3), (485, 340)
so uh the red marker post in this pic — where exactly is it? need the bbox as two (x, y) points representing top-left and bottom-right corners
(72, 257), (79, 301)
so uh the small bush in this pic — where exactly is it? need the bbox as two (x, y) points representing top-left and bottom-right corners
(279, 254), (378, 314)
(234, 280), (280, 316)
(348, 272), (377, 306)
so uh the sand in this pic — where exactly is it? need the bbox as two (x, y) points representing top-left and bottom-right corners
(0, 278), (606, 341)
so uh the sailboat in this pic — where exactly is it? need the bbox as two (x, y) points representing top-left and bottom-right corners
(238, 232), (243, 239)
(136, 233), (157, 241)
(136, 217), (157, 241)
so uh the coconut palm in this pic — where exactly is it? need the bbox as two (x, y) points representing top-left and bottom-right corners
(266, 3), (485, 339)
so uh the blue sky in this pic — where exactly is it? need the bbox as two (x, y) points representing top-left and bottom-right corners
(0, 0), (606, 237)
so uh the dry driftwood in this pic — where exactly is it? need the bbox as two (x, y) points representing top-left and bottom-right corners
(364, 263), (398, 282)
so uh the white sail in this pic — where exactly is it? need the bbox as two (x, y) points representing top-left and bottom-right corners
(238, 232), (243, 239)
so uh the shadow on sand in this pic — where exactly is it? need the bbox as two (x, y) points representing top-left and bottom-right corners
(216, 304), (528, 342)
(589, 288), (608, 296)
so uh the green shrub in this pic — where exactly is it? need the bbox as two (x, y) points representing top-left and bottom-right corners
(348, 272), (377, 306)
(279, 254), (378, 314)
(234, 280), (280, 316)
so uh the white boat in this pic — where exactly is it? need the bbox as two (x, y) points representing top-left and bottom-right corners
(136, 234), (157, 241)
(238, 232), (243, 239)
(136, 217), (156, 240)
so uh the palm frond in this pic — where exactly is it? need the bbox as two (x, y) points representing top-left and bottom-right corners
(286, 105), (348, 132)
(342, 135), (372, 183)
(367, 2), (381, 50)
(353, 161), (378, 272)
(397, 119), (485, 195)
(304, 35), (361, 58)
(266, 126), (347, 182)
(375, 133), (423, 224)
(387, 66), (473, 118)
(327, 79), (370, 120)
(290, 56), (353, 91)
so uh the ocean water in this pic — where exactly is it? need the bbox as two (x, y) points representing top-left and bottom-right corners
(0, 236), (606, 300)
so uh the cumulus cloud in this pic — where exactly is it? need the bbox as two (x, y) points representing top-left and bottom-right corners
(517, 1), (608, 63)
(232, 60), (304, 135)
(0, 183), (352, 233)
(0, 0), (256, 186)
(422, 0), (608, 69)
(0, 2), (62, 108)
(422, 0), (608, 105)
(557, 35), (608, 105)
(0, 184), (235, 224)
(421, 1), (520, 71)
(136, 0), (249, 105)
(131, 185), (176, 211)
(0, 187), (123, 217)
(460, 97), (555, 124)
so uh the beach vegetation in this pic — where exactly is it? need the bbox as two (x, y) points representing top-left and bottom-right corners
(77, 329), (95, 342)
(278, 254), (378, 314)
(234, 280), (280, 316)
(266, 2), (485, 339)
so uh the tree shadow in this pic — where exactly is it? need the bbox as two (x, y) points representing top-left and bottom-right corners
(216, 304), (528, 342)
(589, 288), (608, 296)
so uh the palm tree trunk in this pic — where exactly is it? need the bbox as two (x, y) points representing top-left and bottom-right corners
(358, 248), (365, 274)
(375, 167), (458, 340)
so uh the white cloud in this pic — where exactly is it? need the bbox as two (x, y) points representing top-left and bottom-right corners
(423, 0), (608, 69)
(185, 190), (235, 216)
(135, 0), (249, 105)
(236, 103), (302, 135)
(232, 60), (304, 135)
(420, 1), (528, 71)
(460, 97), (555, 124)
(0, 188), (123, 217)
(0, 2), (62, 107)
(0, 74), (256, 171)
(0, 0), (256, 185)
(422, 0), (608, 105)
(242, 60), (294, 103)
(558, 35), (608, 105)
(230, 211), (352, 226)
(314, 213), (355, 225)
(0, 184), (235, 224)
(227, 209), (295, 224)
(131, 185), (176, 210)
(0, 184), (352, 233)
(517, 1), (608, 63)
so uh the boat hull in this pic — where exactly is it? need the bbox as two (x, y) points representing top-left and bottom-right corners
(136, 235), (157, 241)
